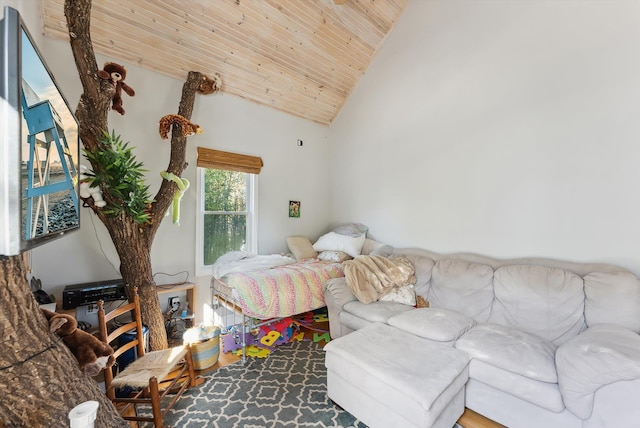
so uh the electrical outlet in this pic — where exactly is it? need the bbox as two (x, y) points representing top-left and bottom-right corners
(86, 304), (95, 314)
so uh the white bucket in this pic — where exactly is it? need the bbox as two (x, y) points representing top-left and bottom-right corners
(68, 400), (99, 428)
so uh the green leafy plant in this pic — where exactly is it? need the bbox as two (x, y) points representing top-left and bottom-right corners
(83, 130), (153, 224)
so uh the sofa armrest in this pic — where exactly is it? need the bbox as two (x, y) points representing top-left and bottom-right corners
(324, 277), (358, 339)
(556, 324), (640, 419)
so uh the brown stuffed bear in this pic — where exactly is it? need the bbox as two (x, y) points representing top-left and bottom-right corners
(97, 62), (135, 115)
(41, 309), (115, 377)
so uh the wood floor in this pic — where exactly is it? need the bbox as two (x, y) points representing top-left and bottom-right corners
(458, 409), (506, 428)
(197, 322), (504, 428)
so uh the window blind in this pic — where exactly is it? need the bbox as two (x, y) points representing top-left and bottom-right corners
(196, 147), (263, 174)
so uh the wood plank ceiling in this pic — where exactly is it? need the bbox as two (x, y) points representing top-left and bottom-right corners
(41, 0), (408, 126)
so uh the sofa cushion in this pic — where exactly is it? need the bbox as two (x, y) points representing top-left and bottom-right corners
(490, 265), (585, 345)
(429, 259), (494, 323)
(467, 359), (565, 412)
(455, 324), (558, 383)
(343, 300), (414, 324)
(584, 272), (640, 332)
(556, 324), (640, 419)
(388, 308), (477, 345)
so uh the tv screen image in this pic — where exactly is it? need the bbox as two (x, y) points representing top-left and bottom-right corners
(0, 6), (80, 256)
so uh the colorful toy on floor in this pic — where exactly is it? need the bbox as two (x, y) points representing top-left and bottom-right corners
(233, 345), (269, 358)
(313, 332), (331, 343)
(260, 330), (280, 347)
(220, 307), (331, 359)
(313, 313), (329, 323)
(220, 328), (254, 353)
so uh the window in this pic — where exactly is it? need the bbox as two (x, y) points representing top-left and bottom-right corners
(195, 147), (262, 276)
(196, 168), (257, 275)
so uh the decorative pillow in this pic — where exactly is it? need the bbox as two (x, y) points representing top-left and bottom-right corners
(313, 232), (366, 258)
(317, 251), (353, 263)
(286, 236), (318, 260)
(379, 284), (416, 306)
(333, 223), (368, 237)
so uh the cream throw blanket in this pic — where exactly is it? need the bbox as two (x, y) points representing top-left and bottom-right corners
(343, 255), (416, 304)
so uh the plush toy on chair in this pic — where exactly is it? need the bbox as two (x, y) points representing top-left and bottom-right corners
(41, 309), (115, 377)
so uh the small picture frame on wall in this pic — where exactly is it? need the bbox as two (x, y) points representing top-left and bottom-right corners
(289, 200), (301, 218)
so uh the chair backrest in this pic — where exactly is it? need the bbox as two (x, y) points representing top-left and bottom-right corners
(97, 290), (146, 395)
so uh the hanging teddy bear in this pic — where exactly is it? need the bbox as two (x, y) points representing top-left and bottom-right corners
(97, 62), (135, 115)
(41, 309), (115, 377)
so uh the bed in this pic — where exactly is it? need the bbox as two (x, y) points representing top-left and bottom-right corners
(210, 253), (346, 362)
(209, 229), (389, 361)
(211, 257), (345, 319)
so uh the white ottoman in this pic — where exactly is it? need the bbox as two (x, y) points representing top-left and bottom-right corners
(324, 322), (470, 428)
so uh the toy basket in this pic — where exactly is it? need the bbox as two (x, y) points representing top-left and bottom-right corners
(183, 326), (221, 370)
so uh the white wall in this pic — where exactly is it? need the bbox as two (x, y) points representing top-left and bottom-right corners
(6, 0), (640, 315)
(3, 2), (332, 318)
(0, 1), (40, 44)
(330, 0), (640, 274)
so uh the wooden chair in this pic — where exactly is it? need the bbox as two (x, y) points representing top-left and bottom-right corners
(97, 290), (201, 427)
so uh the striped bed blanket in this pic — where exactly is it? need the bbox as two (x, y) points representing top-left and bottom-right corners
(219, 260), (345, 319)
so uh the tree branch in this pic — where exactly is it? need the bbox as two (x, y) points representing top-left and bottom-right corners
(148, 71), (202, 240)
(63, 0), (216, 351)
(64, 0), (112, 153)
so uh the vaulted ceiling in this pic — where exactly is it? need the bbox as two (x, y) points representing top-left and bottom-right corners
(41, 0), (408, 126)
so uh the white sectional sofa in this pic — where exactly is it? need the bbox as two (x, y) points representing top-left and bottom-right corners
(324, 247), (640, 428)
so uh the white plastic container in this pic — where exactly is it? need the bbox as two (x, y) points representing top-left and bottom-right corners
(68, 400), (99, 428)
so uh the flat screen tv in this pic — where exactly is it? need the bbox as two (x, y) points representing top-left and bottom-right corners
(0, 6), (80, 256)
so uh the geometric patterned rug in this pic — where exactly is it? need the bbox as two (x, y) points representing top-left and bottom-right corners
(146, 340), (368, 427)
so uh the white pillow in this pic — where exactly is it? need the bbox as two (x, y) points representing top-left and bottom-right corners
(313, 232), (366, 258)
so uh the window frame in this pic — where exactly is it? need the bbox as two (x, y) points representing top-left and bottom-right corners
(195, 167), (258, 276)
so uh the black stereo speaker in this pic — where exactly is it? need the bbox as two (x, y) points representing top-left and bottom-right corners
(62, 279), (126, 310)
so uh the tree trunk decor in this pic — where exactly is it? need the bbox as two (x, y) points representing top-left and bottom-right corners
(0, 1), (220, 425)
(64, 0), (220, 351)
(0, 255), (128, 427)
